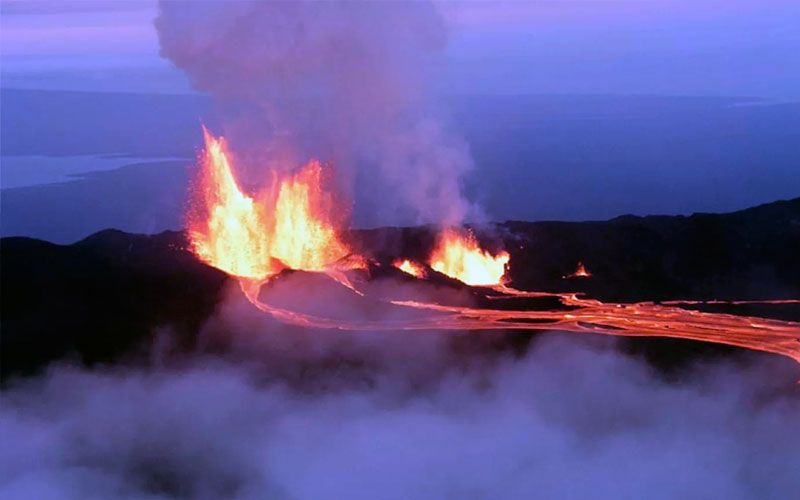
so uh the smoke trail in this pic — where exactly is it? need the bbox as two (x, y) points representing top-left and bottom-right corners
(156, 0), (477, 227)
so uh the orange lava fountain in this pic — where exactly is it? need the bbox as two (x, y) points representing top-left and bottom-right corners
(429, 229), (509, 286)
(187, 128), (360, 286)
(564, 261), (592, 279)
(393, 259), (426, 278)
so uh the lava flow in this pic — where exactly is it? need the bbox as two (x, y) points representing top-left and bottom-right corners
(186, 128), (800, 367)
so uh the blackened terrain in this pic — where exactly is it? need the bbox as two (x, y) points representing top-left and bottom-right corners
(2, 197), (798, 380)
(1, 230), (228, 379)
(358, 197), (800, 304)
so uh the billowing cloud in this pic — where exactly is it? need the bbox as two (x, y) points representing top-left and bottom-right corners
(2, 332), (798, 500)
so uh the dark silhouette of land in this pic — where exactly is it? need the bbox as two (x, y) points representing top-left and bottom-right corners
(2, 197), (798, 380)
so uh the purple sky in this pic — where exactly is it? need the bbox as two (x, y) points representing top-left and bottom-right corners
(2, 0), (799, 99)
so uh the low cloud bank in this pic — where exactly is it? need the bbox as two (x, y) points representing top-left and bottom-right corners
(2, 331), (798, 500)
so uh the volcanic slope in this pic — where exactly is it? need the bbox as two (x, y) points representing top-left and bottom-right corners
(2, 197), (798, 379)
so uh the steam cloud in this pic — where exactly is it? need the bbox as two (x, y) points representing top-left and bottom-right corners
(156, 0), (477, 227)
(2, 332), (798, 500)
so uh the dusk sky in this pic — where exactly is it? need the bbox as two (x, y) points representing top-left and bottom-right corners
(2, 0), (799, 236)
(3, 0), (800, 99)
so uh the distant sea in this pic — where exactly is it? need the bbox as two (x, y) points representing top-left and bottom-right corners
(2, 88), (799, 242)
(1, 155), (191, 189)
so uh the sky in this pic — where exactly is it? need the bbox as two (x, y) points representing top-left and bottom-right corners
(2, 0), (800, 99)
(1, 0), (799, 234)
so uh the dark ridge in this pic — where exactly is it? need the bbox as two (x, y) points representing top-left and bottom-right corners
(2, 197), (799, 379)
(0, 230), (229, 380)
(361, 196), (800, 304)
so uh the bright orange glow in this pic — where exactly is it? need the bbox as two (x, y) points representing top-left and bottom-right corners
(564, 261), (592, 279)
(187, 127), (355, 282)
(270, 159), (351, 271)
(429, 228), (509, 286)
(394, 259), (426, 278)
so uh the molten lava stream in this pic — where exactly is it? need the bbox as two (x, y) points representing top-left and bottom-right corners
(241, 280), (800, 366)
(241, 238), (800, 367)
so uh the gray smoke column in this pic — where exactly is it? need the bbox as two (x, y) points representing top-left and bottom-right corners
(156, 0), (477, 227)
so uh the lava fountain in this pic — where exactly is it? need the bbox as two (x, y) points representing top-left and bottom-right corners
(187, 128), (361, 292)
(187, 128), (274, 280)
(429, 229), (509, 286)
(393, 259), (426, 279)
(563, 262), (592, 279)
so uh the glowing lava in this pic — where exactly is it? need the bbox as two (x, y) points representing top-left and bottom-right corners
(429, 229), (509, 286)
(187, 128), (356, 283)
(394, 259), (426, 278)
(270, 160), (350, 271)
(564, 261), (592, 279)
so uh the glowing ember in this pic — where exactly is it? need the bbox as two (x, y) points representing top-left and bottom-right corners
(429, 228), (509, 286)
(564, 261), (592, 279)
(187, 127), (354, 282)
(393, 259), (426, 278)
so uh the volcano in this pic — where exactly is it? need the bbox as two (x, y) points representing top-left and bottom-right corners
(2, 196), (799, 380)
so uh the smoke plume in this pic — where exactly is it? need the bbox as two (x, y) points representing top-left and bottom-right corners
(156, 0), (477, 227)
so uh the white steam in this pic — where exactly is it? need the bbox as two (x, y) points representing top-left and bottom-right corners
(156, 0), (477, 227)
(2, 333), (799, 500)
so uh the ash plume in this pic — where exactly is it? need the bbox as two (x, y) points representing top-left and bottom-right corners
(155, 0), (477, 227)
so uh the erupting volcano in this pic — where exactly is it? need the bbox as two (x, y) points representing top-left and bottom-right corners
(185, 127), (800, 367)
